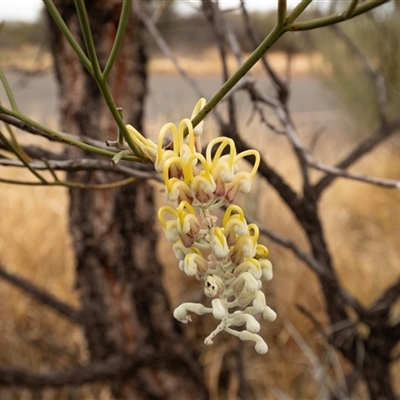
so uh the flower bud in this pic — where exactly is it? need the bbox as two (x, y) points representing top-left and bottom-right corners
(235, 258), (262, 280)
(204, 274), (225, 297)
(211, 227), (230, 260)
(231, 272), (259, 295)
(229, 312), (260, 333)
(184, 253), (209, 277)
(260, 259), (273, 281)
(212, 298), (227, 319)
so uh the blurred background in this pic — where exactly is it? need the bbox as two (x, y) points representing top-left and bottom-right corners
(1, 1), (400, 399)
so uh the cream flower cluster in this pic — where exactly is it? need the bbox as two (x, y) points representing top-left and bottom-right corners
(119, 99), (276, 354)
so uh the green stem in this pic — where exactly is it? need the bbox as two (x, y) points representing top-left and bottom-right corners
(0, 105), (138, 160)
(287, 0), (391, 31)
(103, 0), (131, 79)
(43, 0), (93, 75)
(74, 0), (102, 77)
(0, 176), (136, 189)
(345, 0), (359, 19)
(0, 68), (19, 112)
(191, 24), (284, 129)
(191, 0), (389, 129)
(277, 0), (287, 27)
(73, 0), (143, 159)
(286, 0), (312, 24)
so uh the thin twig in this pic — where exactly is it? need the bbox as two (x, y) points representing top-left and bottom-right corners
(0, 264), (81, 323)
(314, 117), (400, 195)
(0, 158), (161, 181)
(0, 355), (133, 387)
(134, 4), (204, 100)
(310, 159), (400, 189)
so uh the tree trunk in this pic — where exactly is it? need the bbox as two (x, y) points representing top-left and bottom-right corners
(47, 1), (207, 398)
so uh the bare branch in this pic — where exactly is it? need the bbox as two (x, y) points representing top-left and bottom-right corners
(133, 4), (204, 100)
(0, 158), (162, 182)
(369, 277), (400, 323)
(0, 113), (111, 151)
(275, 104), (311, 191)
(314, 117), (400, 195)
(310, 159), (400, 189)
(0, 355), (133, 387)
(0, 264), (81, 323)
(256, 220), (328, 277)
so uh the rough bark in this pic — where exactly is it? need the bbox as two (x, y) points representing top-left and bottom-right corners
(47, 1), (207, 398)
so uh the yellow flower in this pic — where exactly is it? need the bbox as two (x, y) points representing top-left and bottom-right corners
(153, 98), (275, 354)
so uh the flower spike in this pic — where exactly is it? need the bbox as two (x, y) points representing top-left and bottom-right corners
(144, 98), (276, 354)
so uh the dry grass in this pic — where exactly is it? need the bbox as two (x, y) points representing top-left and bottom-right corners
(1, 54), (400, 398)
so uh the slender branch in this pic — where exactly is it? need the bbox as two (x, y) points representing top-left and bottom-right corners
(103, 0), (131, 79)
(275, 105), (311, 192)
(345, 0), (359, 19)
(0, 109), (145, 163)
(0, 355), (133, 387)
(369, 278), (400, 322)
(73, 0), (102, 77)
(190, 22), (284, 129)
(256, 220), (330, 278)
(0, 175), (141, 189)
(310, 159), (400, 189)
(239, 0), (289, 104)
(43, 0), (93, 74)
(0, 157), (162, 181)
(191, 0), (388, 131)
(314, 117), (400, 195)
(286, 0), (313, 24)
(0, 113), (121, 153)
(0, 107), (121, 158)
(0, 68), (19, 111)
(277, 0), (287, 27)
(287, 0), (391, 31)
(134, 5), (204, 99)
(0, 264), (81, 323)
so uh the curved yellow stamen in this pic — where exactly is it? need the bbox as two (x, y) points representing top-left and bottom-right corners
(213, 227), (226, 244)
(178, 118), (195, 156)
(234, 149), (260, 179)
(206, 137), (237, 172)
(187, 153), (212, 183)
(255, 244), (269, 258)
(247, 223), (260, 243)
(157, 122), (179, 163)
(157, 205), (178, 228)
(177, 201), (196, 231)
(191, 98), (207, 119)
(223, 205), (245, 227)
(191, 98), (207, 138)
(163, 156), (191, 190)
(177, 200), (196, 216)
